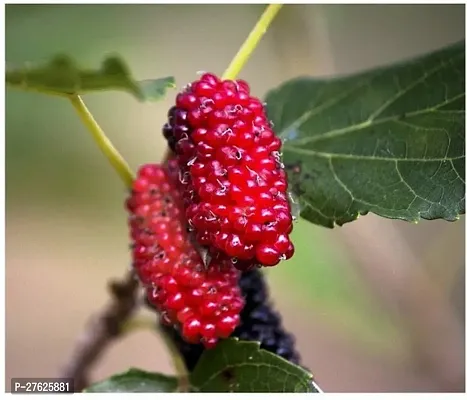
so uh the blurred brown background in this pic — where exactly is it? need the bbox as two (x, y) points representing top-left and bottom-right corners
(5, 4), (465, 392)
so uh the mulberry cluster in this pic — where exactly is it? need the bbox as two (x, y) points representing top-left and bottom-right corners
(127, 162), (244, 347)
(162, 73), (295, 269)
(158, 269), (301, 371)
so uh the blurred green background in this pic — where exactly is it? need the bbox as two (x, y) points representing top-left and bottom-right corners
(5, 4), (465, 392)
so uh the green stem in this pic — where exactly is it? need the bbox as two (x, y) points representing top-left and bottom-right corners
(222, 4), (283, 80)
(69, 95), (135, 188)
(121, 316), (155, 334)
(158, 330), (191, 393)
(122, 316), (190, 392)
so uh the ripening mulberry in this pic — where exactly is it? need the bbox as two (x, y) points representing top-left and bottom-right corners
(157, 269), (301, 370)
(127, 161), (244, 347)
(162, 73), (295, 269)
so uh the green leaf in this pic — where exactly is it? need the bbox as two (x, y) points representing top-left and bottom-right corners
(190, 338), (316, 392)
(265, 41), (465, 228)
(6, 54), (175, 101)
(84, 368), (178, 393)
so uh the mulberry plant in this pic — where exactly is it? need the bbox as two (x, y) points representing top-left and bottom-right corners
(6, 3), (465, 394)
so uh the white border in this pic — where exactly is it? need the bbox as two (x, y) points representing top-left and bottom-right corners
(2, 0), (467, 4)
(1, 0), (5, 394)
(3, 1), (467, 397)
(7, 393), (467, 399)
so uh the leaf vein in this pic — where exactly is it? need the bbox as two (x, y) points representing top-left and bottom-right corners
(301, 198), (334, 221)
(395, 160), (447, 211)
(450, 159), (466, 184)
(367, 53), (462, 122)
(278, 75), (377, 140)
(287, 92), (465, 147)
(329, 158), (399, 211)
(285, 146), (464, 162)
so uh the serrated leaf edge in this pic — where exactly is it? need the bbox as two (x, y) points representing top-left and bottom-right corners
(6, 54), (176, 102)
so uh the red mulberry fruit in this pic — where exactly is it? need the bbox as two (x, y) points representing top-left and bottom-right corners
(127, 162), (244, 347)
(157, 269), (301, 370)
(162, 73), (295, 268)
